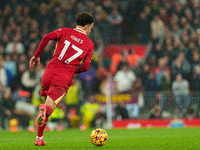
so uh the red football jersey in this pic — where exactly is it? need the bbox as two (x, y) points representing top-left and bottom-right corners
(44, 28), (94, 80)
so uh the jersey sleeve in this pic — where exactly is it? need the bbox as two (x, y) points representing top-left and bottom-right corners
(54, 28), (66, 39)
(34, 28), (66, 58)
(34, 32), (57, 58)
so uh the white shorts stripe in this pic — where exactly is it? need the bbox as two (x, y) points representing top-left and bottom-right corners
(55, 92), (66, 105)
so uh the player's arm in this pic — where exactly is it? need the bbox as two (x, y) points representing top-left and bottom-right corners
(75, 46), (94, 74)
(75, 61), (91, 74)
(29, 32), (58, 69)
(34, 32), (58, 58)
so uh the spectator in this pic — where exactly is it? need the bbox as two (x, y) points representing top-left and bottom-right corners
(191, 66), (200, 116)
(176, 43), (188, 57)
(131, 57), (143, 78)
(174, 1), (185, 17)
(99, 72), (117, 95)
(184, 8), (193, 26)
(21, 68), (37, 93)
(140, 63), (151, 85)
(102, 0), (113, 14)
(163, 35), (173, 47)
(126, 50), (140, 68)
(94, 6), (111, 45)
(86, 1), (96, 14)
(187, 41), (197, 58)
(153, 57), (171, 90)
(5, 33), (25, 55)
(159, 8), (170, 25)
(47, 106), (65, 131)
(172, 73), (190, 111)
(143, 5), (152, 20)
(31, 83), (44, 107)
(13, 89), (34, 129)
(169, 13), (179, 26)
(136, 11), (150, 44)
(146, 54), (157, 71)
(12, 63), (26, 90)
(150, 14), (164, 43)
(75, 1), (87, 14)
(171, 24), (182, 39)
(180, 17), (187, 28)
(18, 54), (28, 64)
(173, 36), (182, 52)
(160, 69), (171, 111)
(0, 88), (16, 130)
(96, 56), (109, 88)
(171, 52), (191, 79)
(108, 8), (123, 44)
(110, 50), (139, 74)
(80, 95), (99, 129)
(158, 24), (169, 44)
(35, 63), (45, 85)
(149, 103), (162, 119)
(185, 104), (196, 119)
(109, 50), (125, 74)
(114, 63), (136, 94)
(162, 1), (173, 15)
(152, 43), (164, 61)
(143, 71), (158, 109)
(114, 102), (129, 119)
(192, 18), (200, 30)
(64, 77), (84, 117)
(190, 51), (200, 74)
(4, 53), (17, 85)
(93, 105), (106, 128)
(181, 31), (190, 47)
(78, 65), (97, 94)
(164, 44), (175, 66)
(0, 58), (7, 90)
(130, 77), (143, 117)
(150, 0), (161, 15)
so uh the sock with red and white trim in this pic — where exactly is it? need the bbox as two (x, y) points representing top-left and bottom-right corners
(37, 117), (48, 137)
(45, 105), (53, 117)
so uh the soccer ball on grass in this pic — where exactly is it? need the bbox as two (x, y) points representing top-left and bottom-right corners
(90, 128), (108, 146)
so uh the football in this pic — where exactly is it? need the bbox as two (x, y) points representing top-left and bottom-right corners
(90, 128), (108, 146)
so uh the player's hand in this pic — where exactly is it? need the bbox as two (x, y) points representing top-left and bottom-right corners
(29, 56), (40, 69)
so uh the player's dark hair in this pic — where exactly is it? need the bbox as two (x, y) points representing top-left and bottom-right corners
(76, 12), (94, 27)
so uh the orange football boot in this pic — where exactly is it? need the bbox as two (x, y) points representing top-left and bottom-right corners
(35, 137), (46, 146)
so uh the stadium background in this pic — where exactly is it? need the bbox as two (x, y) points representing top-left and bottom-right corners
(0, 0), (200, 131)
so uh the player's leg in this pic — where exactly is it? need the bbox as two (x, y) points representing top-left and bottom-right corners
(35, 70), (54, 146)
(37, 97), (56, 124)
(44, 96), (57, 113)
(37, 96), (56, 126)
(35, 90), (67, 145)
(35, 97), (47, 146)
(35, 73), (69, 146)
(35, 116), (47, 146)
(35, 96), (56, 146)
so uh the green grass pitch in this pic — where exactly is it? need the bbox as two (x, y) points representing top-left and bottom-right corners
(0, 127), (199, 150)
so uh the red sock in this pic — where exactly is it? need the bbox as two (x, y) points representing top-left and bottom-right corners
(37, 117), (48, 137)
(45, 105), (53, 117)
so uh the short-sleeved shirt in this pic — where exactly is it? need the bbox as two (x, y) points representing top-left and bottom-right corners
(46, 28), (94, 82)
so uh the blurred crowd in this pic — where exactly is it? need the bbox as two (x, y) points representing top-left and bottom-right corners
(0, 0), (200, 130)
(135, 0), (200, 119)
